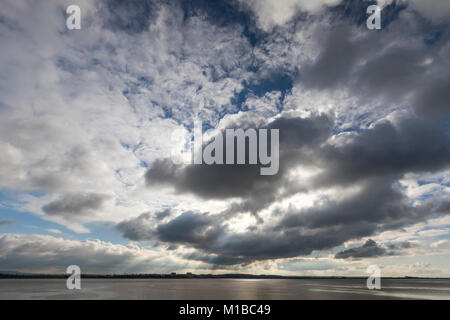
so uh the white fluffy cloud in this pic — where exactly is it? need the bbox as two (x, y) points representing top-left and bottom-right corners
(0, 0), (254, 232)
(0, 233), (177, 273)
(239, 0), (343, 30)
(431, 239), (449, 249)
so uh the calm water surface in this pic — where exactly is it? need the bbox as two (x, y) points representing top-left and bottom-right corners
(1, 278), (449, 300)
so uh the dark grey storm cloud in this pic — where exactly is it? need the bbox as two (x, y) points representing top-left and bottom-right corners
(300, 22), (450, 117)
(387, 241), (418, 250)
(147, 115), (449, 215)
(42, 193), (108, 217)
(145, 114), (333, 215)
(117, 210), (225, 252)
(157, 212), (223, 246)
(215, 183), (447, 265)
(334, 239), (418, 259)
(278, 180), (409, 231)
(335, 239), (390, 259)
(314, 117), (450, 187)
(413, 75), (450, 117)
(129, 113), (450, 265)
(0, 220), (16, 227)
(116, 212), (155, 241)
(114, 209), (206, 243)
(117, 183), (449, 265)
(301, 25), (361, 89)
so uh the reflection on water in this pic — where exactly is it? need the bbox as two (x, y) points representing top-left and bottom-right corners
(0, 278), (449, 300)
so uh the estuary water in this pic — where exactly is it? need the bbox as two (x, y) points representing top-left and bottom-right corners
(1, 278), (449, 300)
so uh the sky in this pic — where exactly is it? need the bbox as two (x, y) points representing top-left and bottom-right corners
(0, 0), (449, 276)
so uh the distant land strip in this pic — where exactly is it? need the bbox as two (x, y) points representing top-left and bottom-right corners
(0, 272), (448, 280)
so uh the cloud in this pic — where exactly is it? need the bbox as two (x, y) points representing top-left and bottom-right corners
(379, 0), (450, 23)
(117, 183), (449, 265)
(413, 75), (450, 118)
(145, 114), (333, 215)
(301, 25), (361, 89)
(117, 210), (224, 247)
(134, 113), (450, 265)
(335, 239), (390, 259)
(238, 0), (343, 30)
(157, 212), (223, 245)
(42, 193), (110, 217)
(0, 233), (177, 274)
(99, 0), (159, 34)
(241, 0), (450, 32)
(408, 0), (450, 22)
(314, 117), (450, 187)
(1, 0), (450, 273)
(0, 220), (17, 227)
(299, 20), (450, 118)
(387, 241), (418, 250)
(116, 210), (165, 241)
(47, 229), (62, 234)
(335, 239), (417, 259)
(146, 114), (449, 217)
(430, 239), (449, 248)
